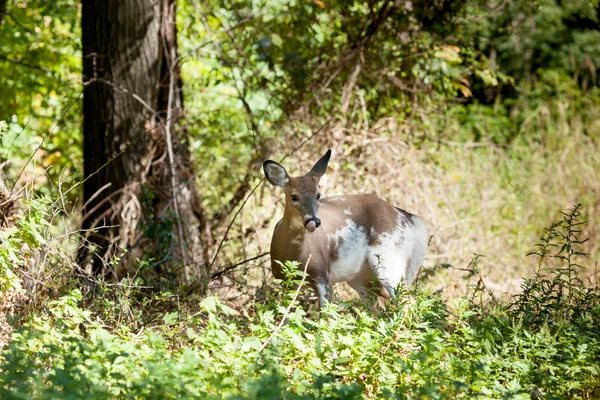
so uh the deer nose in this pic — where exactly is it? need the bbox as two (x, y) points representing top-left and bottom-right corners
(304, 218), (321, 232)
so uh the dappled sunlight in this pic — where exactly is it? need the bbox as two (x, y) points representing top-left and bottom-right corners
(1, 0), (600, 397)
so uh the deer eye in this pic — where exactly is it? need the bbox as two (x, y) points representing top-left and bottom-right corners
(291, 195), (299, 202)
(317, 194), (322, 200)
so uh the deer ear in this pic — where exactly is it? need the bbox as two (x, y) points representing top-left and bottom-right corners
(319, 173), (329, 189)
(308, 149), (331, 179)
(263, 160), (290, 187)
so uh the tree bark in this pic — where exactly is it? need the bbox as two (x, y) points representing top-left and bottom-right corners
(0, 0), (7, 24)
(81, 0), (207, 284)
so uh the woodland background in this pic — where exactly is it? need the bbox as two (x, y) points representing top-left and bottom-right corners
(0, 0), (599, 398)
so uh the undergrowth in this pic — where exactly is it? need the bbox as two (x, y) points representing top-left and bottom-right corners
(0, 204), (599, 399)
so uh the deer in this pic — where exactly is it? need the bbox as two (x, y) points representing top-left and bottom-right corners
(263, 149), (428, 309)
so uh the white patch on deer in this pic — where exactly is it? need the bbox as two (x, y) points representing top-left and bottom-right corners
(327, 219), (369, 283)
(406, 215), (429, 284)
(328, 196), (347, 202)
(344, 209), (352, 215)
(367, 210), (428, 295)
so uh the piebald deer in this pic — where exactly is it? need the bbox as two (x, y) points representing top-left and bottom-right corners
(264, 150), (428, 309)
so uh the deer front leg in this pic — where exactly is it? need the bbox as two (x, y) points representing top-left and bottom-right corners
(311, 278), (332, 310)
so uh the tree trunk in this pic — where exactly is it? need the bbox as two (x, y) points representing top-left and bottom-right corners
(81, 0), (207, 284)
(0, 0), (7, 24)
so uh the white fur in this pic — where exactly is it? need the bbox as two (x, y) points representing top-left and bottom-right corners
(405, 215), (429, 285)
(328, 211), (428, 298)
(327, 219), (369, 283)
(367, 212), (428, 296)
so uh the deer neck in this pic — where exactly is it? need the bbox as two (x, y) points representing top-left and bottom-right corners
(281, 208), (307, 241)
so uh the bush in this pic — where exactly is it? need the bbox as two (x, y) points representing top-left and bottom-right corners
(1, 205), (599, 399)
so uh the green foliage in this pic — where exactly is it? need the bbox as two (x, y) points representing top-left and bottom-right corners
(0, 195), (50, 301)
(136, 185), (178, 274)
(1, 1), (600, 396)
(1, 209), (599, 398)
(512, 204), (599, 328)
(175, 0), (600, 224)
(0, 0), (82, 197)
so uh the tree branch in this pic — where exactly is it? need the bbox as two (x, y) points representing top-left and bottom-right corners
(0, 55), (55, 75)
(209, 252), (270, 280)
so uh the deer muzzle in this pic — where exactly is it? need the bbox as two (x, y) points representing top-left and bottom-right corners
(304, 218), (321, 232)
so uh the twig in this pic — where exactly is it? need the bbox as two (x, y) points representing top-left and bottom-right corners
(83, 76), (161, 120)
(80, 188), (124, 223)
(0, 55), (55, 75)
(4, 111), (32, 160)
(52, 225), (121, 241)
(208, 177), (264, 273)
(210, 252), (270, 280)
(259, 254), (311, 353)
(0, 165), (52, 207)
(81, 183), (112, 210)
(49, 109), (184, 210)
(125, 154), (215, 255)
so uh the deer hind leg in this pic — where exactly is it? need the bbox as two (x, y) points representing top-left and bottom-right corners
(348, 280), (372, 303)
(348, 274), (388, 311)
(367, 248), (412, 298)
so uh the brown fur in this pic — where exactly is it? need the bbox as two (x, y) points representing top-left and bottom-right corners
(265, 150), (424, 309)
(270, 189), (414, 303)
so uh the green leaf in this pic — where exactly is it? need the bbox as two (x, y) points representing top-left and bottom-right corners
(271, 33), (283, 47)
(163, 311), (178, 325)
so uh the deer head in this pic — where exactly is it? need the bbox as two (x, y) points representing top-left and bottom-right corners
(263, 150), (331, 232)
